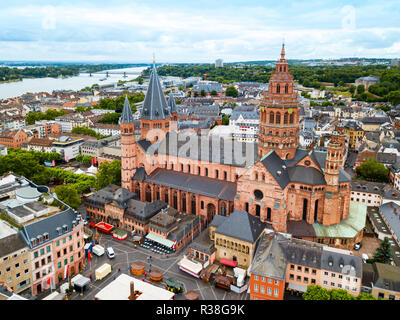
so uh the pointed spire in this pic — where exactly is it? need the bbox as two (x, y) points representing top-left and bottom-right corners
(167, 92), (177, 114)
(281, 43), (285, 59)
(140, 56), (171, 120)
(120, 95), (134, 123)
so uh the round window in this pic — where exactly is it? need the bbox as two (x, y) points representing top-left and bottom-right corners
(254, 189), (264, 200)
(304, 160), (311, 166)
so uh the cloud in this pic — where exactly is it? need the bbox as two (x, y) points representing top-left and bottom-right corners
(0, 1), (398, 61)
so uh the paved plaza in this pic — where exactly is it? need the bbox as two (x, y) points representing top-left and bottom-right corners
(70, 232), (250, 301)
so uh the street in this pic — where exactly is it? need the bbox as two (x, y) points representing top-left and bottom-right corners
(70, 232), (250, 301)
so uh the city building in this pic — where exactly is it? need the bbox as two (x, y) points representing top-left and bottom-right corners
(120, 47), (366, 250)
(0, 129), (29, 149)
(362, 262), (400, 300)
(52, 136), (84, 161)
(19, 207), (85, 295)
(0, 233), (32, 294)
(249, 231), (362, 300)
(355, 76), (380, 90)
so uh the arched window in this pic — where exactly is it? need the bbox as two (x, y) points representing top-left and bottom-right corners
(269, 112), (274, 124)
(276, 112), (281, 124)
(289, 113), (294, 124)
(284, 112), (288, 124)
(277, 84), (280, 93)
(285, 84), (289, 93)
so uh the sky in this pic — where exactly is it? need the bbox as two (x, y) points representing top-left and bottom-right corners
(0, 0), (399, 63)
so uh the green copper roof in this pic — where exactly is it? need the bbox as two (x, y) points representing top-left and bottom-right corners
(312, 201), (367, 238)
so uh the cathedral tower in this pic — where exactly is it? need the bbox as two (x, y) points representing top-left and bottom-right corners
(258, 44), (300, 160)
(120, 96), (137, 190)
(140, 59), (172, 143)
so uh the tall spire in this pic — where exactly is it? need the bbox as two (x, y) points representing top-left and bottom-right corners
(140, 56), (171, 120)
(281, 43), (285, 59)
(167, 92), (177, 114)
(120, 95), (134, 123)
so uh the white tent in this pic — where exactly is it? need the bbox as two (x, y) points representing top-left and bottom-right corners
(75, 168), (85, 175)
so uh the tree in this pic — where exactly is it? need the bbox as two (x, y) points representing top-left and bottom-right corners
(303, 285), (330, 300)
(200, 89), (206, 97)
(222, 115), (230, 125)
(356, 293), (376, 300)
(193, 91), (199, 97)
(385, 90), (400, 105)
(355, 158), (389, 182)
(373, 237), (393, 264)
(357, 84), (365, 94)
(71, 126), (106, 140)
(225, 86), (238, 97)
(329, 289), (354, 300)
(95, 160), (121, 190)
(55, 185), (81, 209)
(349, 85), (356, 94)
(210, 89), (218, 96)
(98, 113), (122, 125)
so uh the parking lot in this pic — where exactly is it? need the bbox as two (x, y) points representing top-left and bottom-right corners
(70, 233), (250, 301)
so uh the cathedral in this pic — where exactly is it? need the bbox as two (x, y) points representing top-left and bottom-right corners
(120, 45), (366, 249)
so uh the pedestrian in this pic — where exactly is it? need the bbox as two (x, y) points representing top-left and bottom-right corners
(89, 274), (93, 282)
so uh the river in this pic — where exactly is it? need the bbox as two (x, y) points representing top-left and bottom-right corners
(0, 66), (148, 100)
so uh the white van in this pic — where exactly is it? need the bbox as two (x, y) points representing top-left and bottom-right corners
(92, 245), (105, 257)
(106, 247), (115, 259)
(362, 253), (369, 263)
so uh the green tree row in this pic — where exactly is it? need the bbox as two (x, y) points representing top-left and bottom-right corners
(25, 109), (67, 125)
(303, 285), (376, 300)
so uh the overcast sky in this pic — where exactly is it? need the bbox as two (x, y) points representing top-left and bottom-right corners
(0, 0), (399, 63)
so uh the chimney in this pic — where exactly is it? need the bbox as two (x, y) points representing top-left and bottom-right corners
(128, 281), (135, 300)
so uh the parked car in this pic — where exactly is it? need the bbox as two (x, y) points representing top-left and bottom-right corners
(106, 247), (115, 259)
(83, 220), (88, 226)
(354, 242), (362, 250)
(92, 245), (105, 257)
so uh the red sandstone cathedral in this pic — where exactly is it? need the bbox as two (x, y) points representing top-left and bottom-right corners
(120, 46), (365, 249)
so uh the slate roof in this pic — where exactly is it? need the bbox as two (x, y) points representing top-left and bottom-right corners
(282, 238), (323, 269)
(141, 168), (237, 201)
(373, 262), (400, 292)
(214, 209), (266, 243)
(120, 96), (134, 123)
(85, 184), (137, 209)
(167, 92), (177, 114)
(19, 208), (76, 249)
(230, 111), (259, 121)
(250, 232), (288, 280)
(321, 248), (363, 278)
(0, 233), (28, 258)
(379, 202), (400, 242)
(132, 167), (147, 182)
(140, 64), (171, 120)
(288, 166), (326, 185)
(260, 151), (290, 189)
(125, 199), (168, 222)
(154, 131), (258, 168)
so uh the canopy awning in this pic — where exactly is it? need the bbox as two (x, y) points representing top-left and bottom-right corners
(220, 258), (238, 268)
(287, 282), (307, 292)
(146, 233), (175, 248)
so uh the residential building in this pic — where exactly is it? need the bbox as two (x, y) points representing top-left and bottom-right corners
(362, 262), (400, 300)
(19, 207), (85, 295)
(52, 136), (84, 161)
(0, 233), (32, 294)
(0, 129), (29, 149)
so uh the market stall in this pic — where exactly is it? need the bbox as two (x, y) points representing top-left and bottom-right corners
(113, 228), (127, 241)
(71, 274), (91, 294)
(95, 222), (114, 234)
(131, 262), (145, 276)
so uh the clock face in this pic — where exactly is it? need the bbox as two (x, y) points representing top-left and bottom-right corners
(288, 108), (293, 114)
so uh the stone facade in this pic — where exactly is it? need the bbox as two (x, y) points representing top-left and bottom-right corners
(120, 47), (361, 248)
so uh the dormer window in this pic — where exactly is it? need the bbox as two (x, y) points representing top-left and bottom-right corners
(43, 233), (49, 241)
(63, 224), (68, 233)
(31, 238), (37, 247)
(56, 227), (62, 235)
(37, 235), (43, 243)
